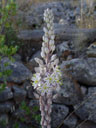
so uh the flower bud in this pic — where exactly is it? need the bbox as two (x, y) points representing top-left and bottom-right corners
(54, 59), (59, 65)
(47, 125), (51, 128)
(44, 120), (47, 126)
(43, 27), (48, 33)
(45, 105), (48, 111)
(51, 45), (55, 51)
(41, 51), (45, 58)
(45, 47), (49, 54)
(47, 23), (51, 29)
(51, 54), (57, 61)
(42, 36), (48, 43)
(34, 58), (43, 65)
(34, 67), (40, 73)
(49, 40), (54, 45)
(51, 35), (55, 40)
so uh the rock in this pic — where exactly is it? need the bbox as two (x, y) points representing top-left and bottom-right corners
(23, 81), (35, 99)
(26, 2), (69, 27)
(12, 109), (26, 119)
(26, 50), (41, 72)
(13, 54), (22, 62)
(74, 87), (96, 123)
(28, 100), (39, 108)
(87, 42), (96, 57)
(52, 104), (69, 128)
(0, 102), (15, 113)
(53, 76), (83, 105)
(0, 87), (13, 102)
(77, 121), (96, 128)
(12, 85), (27, 104)
(0, 114), (9, 125)
(64, 115), (78, 128)
(0, 57), (32, 83)
(18, 27), (96, 51)
(61, 58), (96, 86)
(56, 41), (71, 60)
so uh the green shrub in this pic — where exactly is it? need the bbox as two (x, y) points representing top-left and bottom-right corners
(0, 0), (18, 91)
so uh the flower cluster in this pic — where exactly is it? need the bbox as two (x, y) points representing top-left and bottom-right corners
(31, 8), (62, 95)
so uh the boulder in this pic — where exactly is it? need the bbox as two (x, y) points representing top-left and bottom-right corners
(23, 81), (35, 99)
(0, 102), (15, 113)
(0, 57), (32, 84)
(53, 76), (83, 105)
(86, 42), (96, 57)
(64, 115), (78, 128)
(25, 2), (71, 27)
(61, 58), (96, 86)
(25, 50), (41, 72)
(74, 87), (96, 123)
(18, 26), (96, 51)
(12, 85), (27, 104)
(0, 87), (13, 102)
(77, 121), (96, 128)
(56, 41), (71, 60)
(52, 104), (69, 128)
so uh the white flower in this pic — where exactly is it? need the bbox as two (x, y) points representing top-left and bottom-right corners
(31, 73), (41, 89)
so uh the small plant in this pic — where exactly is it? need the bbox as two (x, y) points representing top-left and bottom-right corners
(13, 122), (19, 128)
(31, 8), (62, 128)
(32, 106), (41, 124)
(20, 101), (31, 115)
(0, 0), (18, 91)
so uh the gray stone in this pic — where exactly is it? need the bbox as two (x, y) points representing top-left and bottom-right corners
(0, 102), (15, 113)
(13, 54), (22, 62)
(23, 81), (35, 99)
(52, 104), (69, 128)
(53, 76), (83, 105)
(77, 121), (96, 128)
(86, 43), (96, 57)
(0, 87), (13, 102)
(0, 57), (32, 83)
(64, 115), (78, 128)
(12, 109), (26, 119)
(12, 86), (27, 103)
(18, 26), (96, 53)
(56, 41), (71, 60)
(28, 50), (41, 72)
(61, 58), (96, 86)
(28, 100), (39, 108)
(26, 2), (68, 27)
(74, 87), (96, 123)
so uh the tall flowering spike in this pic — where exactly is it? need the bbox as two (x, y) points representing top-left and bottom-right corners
(31, 8), (62, 128)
